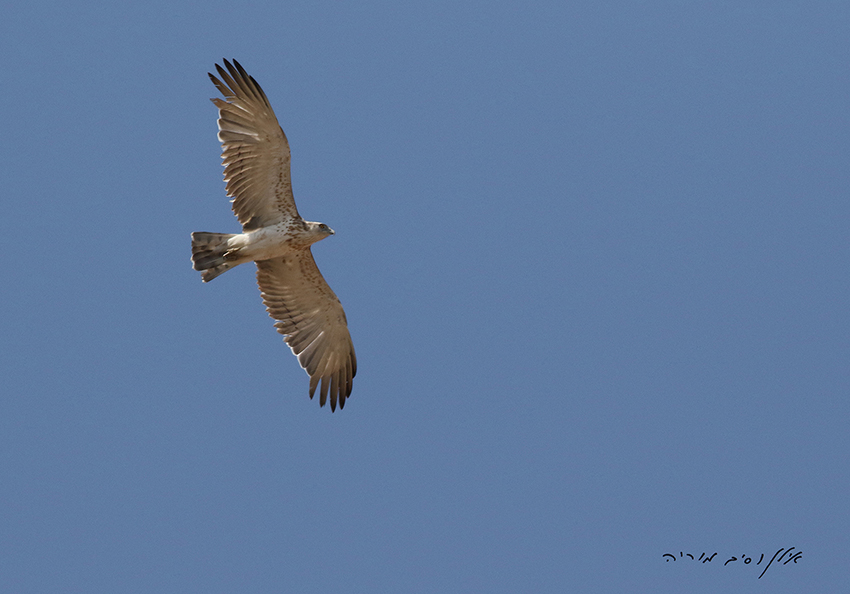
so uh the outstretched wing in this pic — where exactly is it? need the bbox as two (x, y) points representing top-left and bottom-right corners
(209, 59), (299, 231)
(256, 253), (357, 411)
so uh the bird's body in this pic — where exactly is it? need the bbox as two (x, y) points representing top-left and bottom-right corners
(191, 59), (356, 411)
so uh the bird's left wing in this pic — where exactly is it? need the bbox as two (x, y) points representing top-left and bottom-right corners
(209, 59), (299, 230)
(256, 253), (357, 411)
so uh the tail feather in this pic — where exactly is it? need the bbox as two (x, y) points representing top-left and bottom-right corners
(191, 232), (237, 282)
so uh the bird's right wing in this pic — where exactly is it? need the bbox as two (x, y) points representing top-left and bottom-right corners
(210, 59), (299, 230)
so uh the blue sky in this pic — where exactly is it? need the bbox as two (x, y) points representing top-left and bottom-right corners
(2, 1), (848, 592)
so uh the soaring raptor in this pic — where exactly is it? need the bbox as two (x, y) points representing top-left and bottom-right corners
(191, 59), (356, 411)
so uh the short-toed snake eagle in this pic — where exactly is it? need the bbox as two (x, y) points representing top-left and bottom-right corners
(191, 60), (356, 411)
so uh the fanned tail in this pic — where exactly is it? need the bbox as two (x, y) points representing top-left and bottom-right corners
(191, 232), (237, 282)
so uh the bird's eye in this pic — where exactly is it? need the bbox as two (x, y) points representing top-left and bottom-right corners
(320, 224), (327, 230)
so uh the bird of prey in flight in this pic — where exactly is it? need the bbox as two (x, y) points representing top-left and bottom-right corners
(191, 59), (356, 411)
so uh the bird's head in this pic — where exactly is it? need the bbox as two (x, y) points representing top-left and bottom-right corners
(305, 221), (335, 244)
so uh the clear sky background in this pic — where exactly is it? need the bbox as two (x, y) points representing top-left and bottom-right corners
(2, 1), (848, 592)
